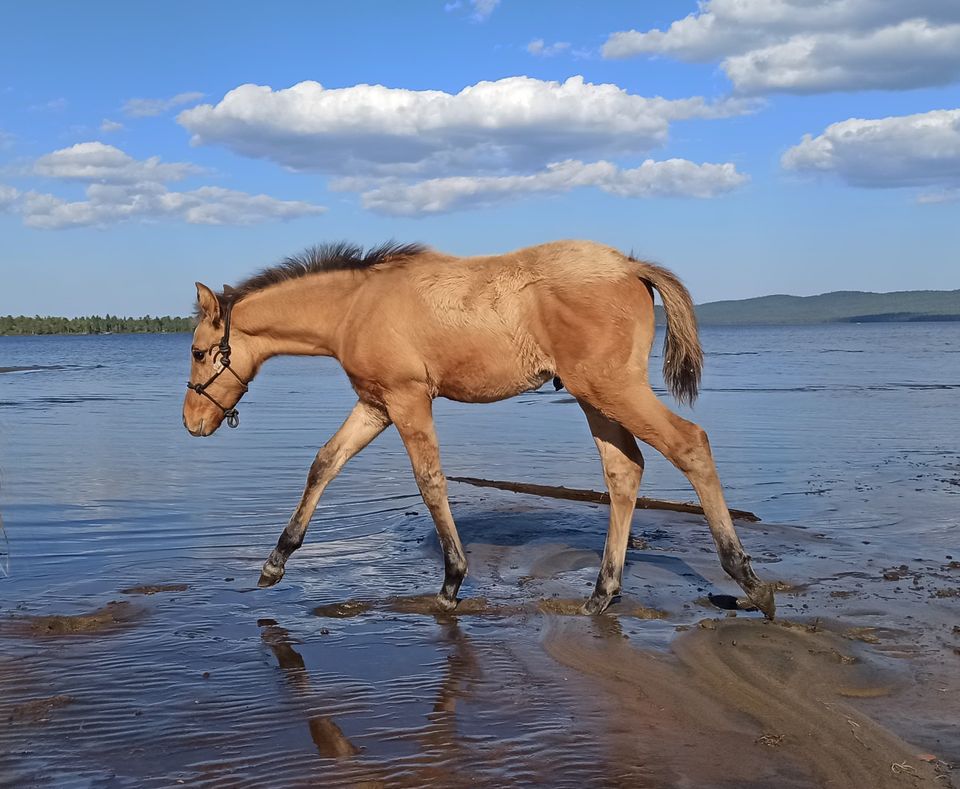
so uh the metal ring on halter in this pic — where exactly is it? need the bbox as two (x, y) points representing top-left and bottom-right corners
(186, 298), (249, 428)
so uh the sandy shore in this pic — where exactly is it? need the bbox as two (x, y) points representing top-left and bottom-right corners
(1, 496), (957, 787)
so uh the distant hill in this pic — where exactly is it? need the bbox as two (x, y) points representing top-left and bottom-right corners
(657, 289), (960, 326)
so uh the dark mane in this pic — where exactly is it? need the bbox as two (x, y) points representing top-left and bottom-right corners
(215, 240), (427, 308)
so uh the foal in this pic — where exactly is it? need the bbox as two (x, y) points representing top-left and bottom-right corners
(183, 240), (775, 618)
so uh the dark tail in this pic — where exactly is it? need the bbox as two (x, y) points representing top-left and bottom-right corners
(634, 260), (703, 406)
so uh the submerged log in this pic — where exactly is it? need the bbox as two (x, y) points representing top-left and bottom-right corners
(447, 476), (760, 523)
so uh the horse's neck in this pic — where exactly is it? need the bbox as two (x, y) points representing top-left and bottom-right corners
(234, 270), (363, 360)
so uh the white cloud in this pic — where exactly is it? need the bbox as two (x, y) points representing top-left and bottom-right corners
(0, 184), (19, 210)
(725, 19), (960, 93)
(470, 0), (499, 22)
(527, 39), (570, 57)
(916, 188), (959, 204)
(34, 142), (199, 184)
(781, 108), (960, 190)
(27, 97), (67, 112)
(443, 0), (498, 22)
(10, 142), (325, 229)
(123, 91), (204, 117)
(178, 76), (753, 176)
(358, 158), (748, 215)
(100, 119), (124, 133)
(18, 182), (325, 229)
(602, 0), (960, 93)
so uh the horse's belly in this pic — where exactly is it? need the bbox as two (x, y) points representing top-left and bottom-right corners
(434, 341), (554, 403)
(439, 368), (552, 402)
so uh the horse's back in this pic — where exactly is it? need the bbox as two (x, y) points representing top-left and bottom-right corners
(345, 240), (654, 402)
(402, 239), (636, 319)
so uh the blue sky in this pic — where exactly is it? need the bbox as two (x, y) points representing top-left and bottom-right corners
(1, 0), (958, 316)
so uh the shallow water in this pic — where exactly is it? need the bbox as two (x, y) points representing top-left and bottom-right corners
(1, 324), (958, 786)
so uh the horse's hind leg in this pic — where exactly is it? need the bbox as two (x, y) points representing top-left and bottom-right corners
(584, 381), (775, 618)
(258, 400), (390, 587)
(579, 402), (644, 615)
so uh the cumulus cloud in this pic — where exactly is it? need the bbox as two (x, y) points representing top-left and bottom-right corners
(443, 0), (499, 22)
(527, 39), (571, 57)
(178, 76), (753, 176)
(100, 119), (124, 133)
(471, 0), (499, 22)
(0, 184), (19, 210)
(726, 20), (960, 93)
(34, 142), (199, 183)
(602, 0), (960, 93)
(357, 158), (748, 215)
(782, 109), (960, 192)
(123, 91), (204, 117)
(18, 183), (325, 229)
(9, 142), (325, 229)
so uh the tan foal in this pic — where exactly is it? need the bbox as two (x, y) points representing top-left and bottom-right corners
(183, 240), (775, 618)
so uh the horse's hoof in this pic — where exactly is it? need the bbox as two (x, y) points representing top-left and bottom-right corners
(744, 582), (776, 620)
(580, 594), (613, 616)
(258, 564), (284, 588)
(435, 593), (459, 612)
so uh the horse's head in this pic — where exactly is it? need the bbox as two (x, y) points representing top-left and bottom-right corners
(182, 283), (255, 437)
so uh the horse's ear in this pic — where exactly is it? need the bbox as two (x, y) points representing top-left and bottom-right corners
(195, 282), (221, 322)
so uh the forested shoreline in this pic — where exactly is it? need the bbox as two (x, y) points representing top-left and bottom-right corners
(0, 315), (193, 335)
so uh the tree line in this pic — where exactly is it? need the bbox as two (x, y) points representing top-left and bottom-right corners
(0, 315), (194, 335)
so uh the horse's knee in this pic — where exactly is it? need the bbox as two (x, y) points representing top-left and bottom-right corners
(307, 446), (339, 487)
(606, 463), (643, 495)
(672, 424), (714, 476)
(413, 466), (447, 502)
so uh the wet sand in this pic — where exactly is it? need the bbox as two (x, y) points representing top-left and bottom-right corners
(4, 600), (144, 637)
(1, 499), (957, 787)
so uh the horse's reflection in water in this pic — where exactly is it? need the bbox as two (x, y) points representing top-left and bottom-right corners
(429, 617), (478, 719)
(257, 618), (361, 759)
(257, 615), (480, 766)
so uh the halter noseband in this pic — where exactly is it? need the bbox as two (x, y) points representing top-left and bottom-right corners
(186, 297), (248, 429)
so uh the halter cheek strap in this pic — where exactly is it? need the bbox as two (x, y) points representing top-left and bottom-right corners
(186, 298), (249, 428)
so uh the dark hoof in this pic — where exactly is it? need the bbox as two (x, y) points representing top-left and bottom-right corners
(435, 593), (459, 612)
(744, 582), (776, 620)
(580, 594), (614, 616)
(258, 564), (285, 588)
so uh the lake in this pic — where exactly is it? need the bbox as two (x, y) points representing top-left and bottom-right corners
(1, 324), (958, 786)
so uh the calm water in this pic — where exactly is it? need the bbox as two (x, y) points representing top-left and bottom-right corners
(1, 324), (958, 785)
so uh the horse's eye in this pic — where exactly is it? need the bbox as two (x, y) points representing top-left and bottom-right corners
(192, 349), (205, 362)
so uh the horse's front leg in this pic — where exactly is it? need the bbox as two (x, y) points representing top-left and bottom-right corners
(258, 400), (390, 587)
(387, 391), (467, 610)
